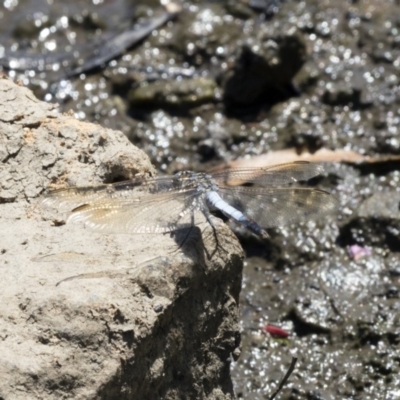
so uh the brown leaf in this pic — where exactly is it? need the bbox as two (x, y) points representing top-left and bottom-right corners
(209, 148), (400, 172)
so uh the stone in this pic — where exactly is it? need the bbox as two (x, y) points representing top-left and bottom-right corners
(0, 76), (243, 399)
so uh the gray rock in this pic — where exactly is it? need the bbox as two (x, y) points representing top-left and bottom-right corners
(0, 77), (243, 399)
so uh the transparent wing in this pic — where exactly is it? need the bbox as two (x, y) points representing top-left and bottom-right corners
(41, 175), (186, 213)
(218, 186), (338, 228)
(66, 189), (202, 234)
(211, 161), (324, 187)
(40, 161), (334, 235)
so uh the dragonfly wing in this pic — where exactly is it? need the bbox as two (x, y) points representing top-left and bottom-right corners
(212, 161), (325, 187)
(41, 175), (182, 213)
(41, 183), (112, 212)
(67, 189), (201, 234)
(218, 186), (338, 228)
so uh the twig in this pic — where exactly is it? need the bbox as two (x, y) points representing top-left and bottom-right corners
(268, 357), (297, 400)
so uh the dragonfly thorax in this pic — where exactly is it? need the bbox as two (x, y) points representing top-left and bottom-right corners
(173, 171), (219, 193)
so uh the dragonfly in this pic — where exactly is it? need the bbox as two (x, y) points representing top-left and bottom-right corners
(41, 161), (337, 240)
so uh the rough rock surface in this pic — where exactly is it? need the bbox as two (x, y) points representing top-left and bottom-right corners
(0, 77), (243, 399)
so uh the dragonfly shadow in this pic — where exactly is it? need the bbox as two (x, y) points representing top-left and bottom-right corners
(172, 217), (231, 259)
(39, 224), (212, 287)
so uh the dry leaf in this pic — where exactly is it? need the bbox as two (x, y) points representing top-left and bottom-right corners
(209, 148), (400, 172)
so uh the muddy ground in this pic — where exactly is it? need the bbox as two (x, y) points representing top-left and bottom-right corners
(1, 0), (400, 398)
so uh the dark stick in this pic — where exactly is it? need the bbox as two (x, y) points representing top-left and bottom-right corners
(268, 357), (297, 400)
